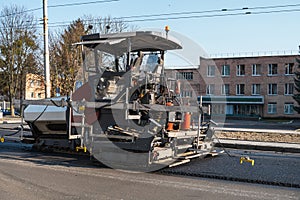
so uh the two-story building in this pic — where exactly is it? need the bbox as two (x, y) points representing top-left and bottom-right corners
(166, 54), (299, 119)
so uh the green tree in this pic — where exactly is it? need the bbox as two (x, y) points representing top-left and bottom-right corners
(293, 57), (300, 113)
(0, 5), (39, 116)
(49, 19), (85, 96)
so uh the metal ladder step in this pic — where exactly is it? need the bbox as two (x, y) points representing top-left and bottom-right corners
(71, 122), (92, 128)
(176, 144), (193, 150)
(169, 159), (191, 168)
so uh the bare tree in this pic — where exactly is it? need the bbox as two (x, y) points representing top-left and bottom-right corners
(49, 16), (136, 97)
(82, 15), (137, 34)
(293, 57), (300, 113)
(0, 5), (39, 116)
(49, 19), (85, 96)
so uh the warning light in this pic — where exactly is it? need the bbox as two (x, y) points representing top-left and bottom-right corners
(165, 25), (170, 32)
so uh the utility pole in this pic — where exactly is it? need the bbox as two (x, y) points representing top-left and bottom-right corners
(43, 0), (51, 98)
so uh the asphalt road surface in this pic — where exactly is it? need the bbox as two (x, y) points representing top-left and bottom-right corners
(0, 142), (299, 200)
(161, 149), (300, 187)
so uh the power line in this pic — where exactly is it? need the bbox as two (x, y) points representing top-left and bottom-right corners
(45, 3), (300, 27)
(113, 3), (300, 20)
(1, 5), (300, 30)
(0, 7), (41, 18)
(247, 3), (300, 10)
(121, 8), (300, 23)
(47, 0), (119, 8)
(249, 8), (300, 16)
(45, 7), (300, 28)
(1, 1), (300, 21)
(0, 0), (120, 18)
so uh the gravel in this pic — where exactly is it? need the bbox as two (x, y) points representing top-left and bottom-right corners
(216, 131), (300, 144)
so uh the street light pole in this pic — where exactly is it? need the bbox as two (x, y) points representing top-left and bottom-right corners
(43, 0), (51, 98)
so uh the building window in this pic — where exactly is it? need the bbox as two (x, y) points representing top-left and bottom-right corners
(221, 84), (229, 95)
(207, 65), (215, 77)
(252, 84), (261, 95)
(30, 80), (35, 87)
(285, 83), (294, 95)
(268, 84), (277, 95)
(176, 72), (193, 80)
(236, 84), (245, 95)
(180, 90), (193, 98)
(222, 65), (230, 76)
(30, 92), (34, 98)
(36, 80), (41, 86)
(284, 103), (294, 114)
(236, 65), (245, 76)
(285, 63), (294, 75)
(206, 84), (215, 95)
(268, 64), (278, 75)
(252, 64), (261, 76)
(268, 102), (277, 114)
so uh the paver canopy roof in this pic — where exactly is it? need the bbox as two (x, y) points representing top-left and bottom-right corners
(74, 31), (182, 56)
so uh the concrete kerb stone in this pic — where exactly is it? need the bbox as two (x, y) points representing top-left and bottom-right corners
(213, 126), (300, 153)
(215, 139), (300, 153)
(214, 127), (300, 135)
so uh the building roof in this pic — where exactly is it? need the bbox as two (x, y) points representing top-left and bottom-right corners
(208, 51), (299, 59)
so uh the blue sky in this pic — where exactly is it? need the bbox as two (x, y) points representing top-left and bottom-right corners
(1, 0), (300, 56)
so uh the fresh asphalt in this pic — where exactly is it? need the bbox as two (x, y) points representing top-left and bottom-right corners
(0, 141), (299, 200)
(1, 118), (300, 199)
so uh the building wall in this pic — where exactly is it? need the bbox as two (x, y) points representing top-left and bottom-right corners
(166, 55), (299, 119)
(25, 73), (45, 100)
(212, 56), (294, 94)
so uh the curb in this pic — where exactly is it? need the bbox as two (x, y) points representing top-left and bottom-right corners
(215, 139), (300, 153)
(213, 127), (300, 135)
